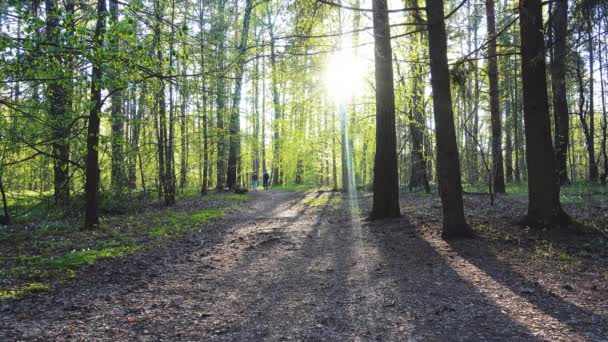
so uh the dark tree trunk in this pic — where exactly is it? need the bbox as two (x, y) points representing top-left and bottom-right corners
(599, 20), (608, 185)
(587, 19), (598, 183)
(370, 0), (400, 219)
(45, 0), (70, 206)
(425, 0), (472, 238)
(84, 0), (107, 229)
(227, 0), (253, 189)
(551, 0), (570, 185)
(518, 0), (569, 227)
(486, 0), (505, 193)
(505, 89), (513, 183)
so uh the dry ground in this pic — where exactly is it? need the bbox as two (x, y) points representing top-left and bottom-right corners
(0, 190), (607, 341)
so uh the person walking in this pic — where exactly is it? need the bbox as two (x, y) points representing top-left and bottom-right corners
(263, 170), (270, 190)
(252, 173), (259, 191)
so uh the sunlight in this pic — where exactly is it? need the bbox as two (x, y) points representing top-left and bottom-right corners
(324, 49), (365, 104)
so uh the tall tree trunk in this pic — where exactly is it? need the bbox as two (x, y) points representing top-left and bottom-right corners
(227, 0), (253, 189)
(216, 0), (228, 191)
(407, 0), (430, 193)
(84, 0), (107, 229)
(551, 0), (570, 185)
(587, 18), (598, 183)
(486, 0), (505, 193)
(518, 0), (569, 227)
(425, 0), (471, 238)
(252, 38), (261, 184)
(110, 0), (126, 195)
(269, 17), (282, 186)
(45, 0), (71, 206)
(198, 0), (209, 194)
(599, 20), (608, 185)
(370, 0), (400, 219)
(505, 86), (513, 183)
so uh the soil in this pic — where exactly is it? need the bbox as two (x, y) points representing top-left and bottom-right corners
(0, 190), (607, 341)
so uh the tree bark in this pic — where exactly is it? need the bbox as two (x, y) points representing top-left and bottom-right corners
(84, 0), (107, 229)
(587, 18), (598, 183)
(518, 0), (569, 227)
(215, 0), (228, 191)
(486, 0), (505, 193)
(269, 17), (282, 186)
(425, 0), (472, 238)
(110, 0), (126, 195)
(370, 0), (400, 219)
(227, 0), (253, 189)
(45, 0), (71, 206)
(550, 0), (570, 185)
(407, 0), (430, 194)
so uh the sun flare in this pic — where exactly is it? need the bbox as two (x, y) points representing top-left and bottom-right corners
(324, 49), (365, 104)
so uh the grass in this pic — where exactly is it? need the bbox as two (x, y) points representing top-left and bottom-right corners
(0, 282), (49, 300)
(270, 184), (317, 192)
(0, 192), (249, 301)
(463, 181), (607, 197)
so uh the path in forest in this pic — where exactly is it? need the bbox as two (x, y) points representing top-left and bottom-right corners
(1, 190), (606, 341)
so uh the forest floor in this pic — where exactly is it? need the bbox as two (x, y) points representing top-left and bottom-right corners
(1, 189), (608, 341)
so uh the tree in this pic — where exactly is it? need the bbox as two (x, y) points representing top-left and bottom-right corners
(227, 0), (254, 189)
(407, 0), (430, 194)
(425, 0), (472, 238)
(84, 0), (108, 229)
(518, 0), (570, 227)
(551, 0), (570, 185)
(45, 0), (71, 206)
(485, 0), (505, 193)
(109, 0), (127, 195)
(370, 0), (400, 219)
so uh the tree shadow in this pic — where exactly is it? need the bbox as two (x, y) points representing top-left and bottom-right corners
(360, 212), (543, 340)
(447, 235), (608, 339)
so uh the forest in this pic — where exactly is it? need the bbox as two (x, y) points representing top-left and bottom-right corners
(0, 0), (608, 340)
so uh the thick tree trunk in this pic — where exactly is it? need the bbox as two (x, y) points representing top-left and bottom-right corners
(84, 0), (107, 229)
(518, 0), (569, 227)
(425, 0), (471, 238)
(486, 0), (505, 193)
(551, 0), (570, 185)
(227, 0), (253, 189)
(370, 0), (400, 219)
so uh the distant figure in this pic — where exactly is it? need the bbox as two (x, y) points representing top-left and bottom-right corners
(263, 170), (270, 190)
(252, 173), (259, 191)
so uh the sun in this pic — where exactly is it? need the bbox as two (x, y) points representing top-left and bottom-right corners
(324, 49), (364, 104)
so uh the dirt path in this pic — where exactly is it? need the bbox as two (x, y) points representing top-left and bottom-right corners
(1, 190), (607, 341)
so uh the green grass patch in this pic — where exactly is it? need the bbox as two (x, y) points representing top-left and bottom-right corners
(148, 208), (225, 240)
(0, 282), (49, 300)
(270, 184), (317, 192)
(0, 190), (250, 300)
(303, 194), (341, 207)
